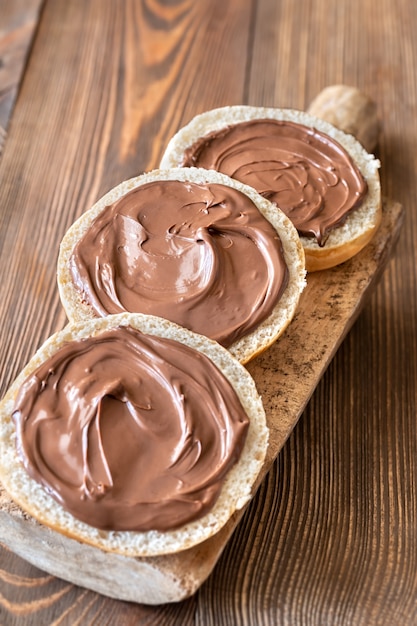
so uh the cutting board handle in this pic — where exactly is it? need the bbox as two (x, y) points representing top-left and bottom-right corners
(307, 84), (380, 153)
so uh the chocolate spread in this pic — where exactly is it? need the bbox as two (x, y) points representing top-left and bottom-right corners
(69, 180), (288, 347)
(181, 119), (368, 245)
(12, 326), (249, 532)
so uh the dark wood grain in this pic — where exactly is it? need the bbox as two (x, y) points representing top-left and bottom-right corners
(0, 0), (43, 152)
(0, 0), (416, 623)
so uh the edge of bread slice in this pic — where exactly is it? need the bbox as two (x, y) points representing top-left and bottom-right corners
(57, 167), (306, 364)
(159, 106), (382, 272)
(0, 312), (269, 558)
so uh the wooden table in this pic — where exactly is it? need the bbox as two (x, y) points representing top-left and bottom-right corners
(0, 1), (415, 623)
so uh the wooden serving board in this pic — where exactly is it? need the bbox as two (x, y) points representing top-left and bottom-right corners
(0, 197), (403, 605)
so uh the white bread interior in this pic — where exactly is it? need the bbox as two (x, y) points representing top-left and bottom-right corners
(0, 312), (269, 558)
(57, 167), (306, 364)
(160, 106), (382, 272)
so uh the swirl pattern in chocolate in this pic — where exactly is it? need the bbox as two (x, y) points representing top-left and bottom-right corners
(69, 180), (289, 347)
(181, 119), (368, 246)
(12, 326), (249, 532)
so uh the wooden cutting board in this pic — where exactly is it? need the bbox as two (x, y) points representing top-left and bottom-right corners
(0, 197), (403, 605)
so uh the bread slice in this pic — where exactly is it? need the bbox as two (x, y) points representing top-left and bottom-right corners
(0, 312), (268, 558)
(160, 106), (382, 272)
(57, 167), (306, 364)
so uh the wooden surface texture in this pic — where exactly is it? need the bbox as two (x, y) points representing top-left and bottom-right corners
(0, 0), (416, 623)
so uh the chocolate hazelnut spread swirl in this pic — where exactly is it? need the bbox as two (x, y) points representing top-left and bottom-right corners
(12, 326), (249, 532)
(181, 119), (368, 245)
(69, 181), (288, 347)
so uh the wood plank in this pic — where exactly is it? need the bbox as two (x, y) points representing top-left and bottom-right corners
(0, 0), (416, 622)
(0, 0), (43, 152)
(0, 545), (197, 624)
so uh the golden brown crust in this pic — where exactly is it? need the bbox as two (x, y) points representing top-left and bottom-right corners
(303, 209), (382, 272)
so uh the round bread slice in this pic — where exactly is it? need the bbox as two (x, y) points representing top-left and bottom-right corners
(57, 167), (306, 364)
(159, 106), (382, 272)
(0, 312), (269, 557)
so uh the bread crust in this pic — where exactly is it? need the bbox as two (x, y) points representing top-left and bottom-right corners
(57, 167), (306, 364)
(0, 313), (268, 557)
(160, 106), (382, 272)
